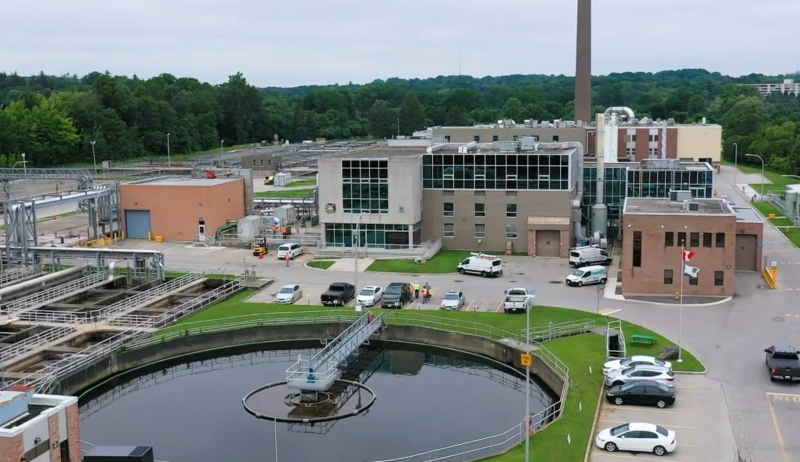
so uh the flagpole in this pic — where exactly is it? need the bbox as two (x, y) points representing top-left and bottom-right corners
(678, 243), (684, 363)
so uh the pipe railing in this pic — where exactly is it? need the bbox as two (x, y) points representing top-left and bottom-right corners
(0, 265), (43, 286)
(101, 271), (205, 320)
(5, 270), (112, 315)
(0, 325), (80, 364)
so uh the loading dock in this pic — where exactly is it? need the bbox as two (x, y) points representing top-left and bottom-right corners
(125, 209), (152, 238)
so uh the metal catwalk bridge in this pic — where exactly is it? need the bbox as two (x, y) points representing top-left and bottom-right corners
(285, 312), (385, 392)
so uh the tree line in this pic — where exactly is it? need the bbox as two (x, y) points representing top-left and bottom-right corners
(0, 69), (798, 173)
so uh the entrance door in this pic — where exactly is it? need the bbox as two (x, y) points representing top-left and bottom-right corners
(125, 210), (152, 239)
(535, 230), (560, 257)
(735, 234), (757, 271)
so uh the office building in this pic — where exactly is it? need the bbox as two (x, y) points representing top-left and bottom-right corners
(620, 197), (762, 297)
(241, 153), (283, 176)
(750, 79), (800, 97)
(431, 120), (594, 152)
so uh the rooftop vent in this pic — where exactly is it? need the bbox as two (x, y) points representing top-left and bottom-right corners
(669, 190), (694, 203)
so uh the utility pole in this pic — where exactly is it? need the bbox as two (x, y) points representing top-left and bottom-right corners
(90, 141), (97, 174)
(167, 133), (171, 167)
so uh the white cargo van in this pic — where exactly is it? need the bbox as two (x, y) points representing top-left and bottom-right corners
(566, 265), (607, 287)
(457, 253), (503, 278)
(569, 246), (611, 267)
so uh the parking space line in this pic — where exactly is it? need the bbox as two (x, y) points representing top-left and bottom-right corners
(591, 453), (684, 462)
(297, 295), (309, 305)
(598, 419), (695, 429)
(495, 301), (503, 312)
(601, 406), (694, 416)
(766, 394), (790, 462)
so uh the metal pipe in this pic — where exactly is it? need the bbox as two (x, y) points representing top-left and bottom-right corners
(0, 265), (88, 300)
(24, 247), (163, 256)
(603, 106), (635, 121)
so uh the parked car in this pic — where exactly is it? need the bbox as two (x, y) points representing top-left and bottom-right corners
(603, 356), (673, 376)
(440, 290), (465, 311)
(275, 284), (302, 304)
(276, 242), (304, 260)
(357, 286), (383, 307)
(765, 345), (800, 382)
(605, 365), (675, 387)
(457, 253), (503, 278)
(605, 380), (676, 408)
(381, 283), (410, 309)
(595, 422), (677, 456)
(503, 288), (534, 314)
(320, 282), (355, 306)
(565, 265), (607, 287)
(569, 246), (612, 267)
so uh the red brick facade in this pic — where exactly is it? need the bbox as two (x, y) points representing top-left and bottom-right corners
(621, 213), (737, 296)
(49, 413), (62, 462)
(0, 434), (24, 462)
(66, 403), (82, 462)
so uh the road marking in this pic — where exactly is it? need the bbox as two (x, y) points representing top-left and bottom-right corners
(296, 295), (309, 305)
(766, 393), (791, 462)
(590, 453), (683, 462)
(226, 249), (243, 256)
(495, 301), (504, 312)
(598, 419), (695, 430)
(601, 406), (695, 416)
(767, 392), (800, 402)
(162, 244), (183, 252)
(599, 308), (621, 316)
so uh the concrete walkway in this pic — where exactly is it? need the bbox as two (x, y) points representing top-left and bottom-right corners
(328, 258), (375, 272)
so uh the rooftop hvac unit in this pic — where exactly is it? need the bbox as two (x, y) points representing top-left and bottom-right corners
(682, 201), (700, 212)
(669, 190), (694, 203)
(667, 118), (675, 125)
(629, 117), (638, 124)
(639, 117), (652, 125)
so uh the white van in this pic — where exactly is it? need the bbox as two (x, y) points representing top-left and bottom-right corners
(276, 243), (304, 260)
(569, 246), (611, 267)
(457, 253), (503, 278)
(566, 265), (607, 287)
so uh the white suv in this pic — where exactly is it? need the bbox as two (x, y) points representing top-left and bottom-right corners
(277, 243), (304, 260)
(605, 365), (675, 388)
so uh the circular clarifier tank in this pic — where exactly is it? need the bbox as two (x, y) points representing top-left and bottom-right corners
(79, 341), (555, 462)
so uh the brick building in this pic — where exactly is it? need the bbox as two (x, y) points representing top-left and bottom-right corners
(0, 390), (82, 462)
(620, 197), (763, 297)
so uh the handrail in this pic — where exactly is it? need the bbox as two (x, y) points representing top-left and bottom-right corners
(15, 310), (85, 324)
(0, 265), (43, 285)
(101, 271), (205, 320)
(6, 270), (112, 315)
(0, 325), (79, 364)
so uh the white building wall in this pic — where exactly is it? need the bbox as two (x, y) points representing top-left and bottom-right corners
(23, 419), (49, 451)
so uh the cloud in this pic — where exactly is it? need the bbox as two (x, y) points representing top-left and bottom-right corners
(1, 0), (797, 87)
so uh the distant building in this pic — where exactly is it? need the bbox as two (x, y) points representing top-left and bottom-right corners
(750, 79), (800, 97)
(241, 153), (283, 176)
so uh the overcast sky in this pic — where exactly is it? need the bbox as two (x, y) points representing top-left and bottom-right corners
(1, 0), (797, 87)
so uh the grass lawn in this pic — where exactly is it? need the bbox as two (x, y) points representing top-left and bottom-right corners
(307, 260), (336, 270)
(727, 162), (797, 194)
(365, 250), (471, 273)
(254, 188), (315, 198)
(287, 179), (317, 187)
(751, 201), (800, 246)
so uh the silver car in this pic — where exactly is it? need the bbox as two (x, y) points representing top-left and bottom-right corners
(275, 284), (302, 304)
(440, 290), (465, 311)
(605, 365), (675, 388)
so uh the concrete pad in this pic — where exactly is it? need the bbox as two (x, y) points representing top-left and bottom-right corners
(328, 258), (375, 272)
(591, 374), (736, 462)
(765, 392), (800, 462)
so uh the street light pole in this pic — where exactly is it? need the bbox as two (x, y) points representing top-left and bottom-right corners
(525, 299), (530, 462)
(167, 133), (171, 167)
(220, 140), (225, 166)
(745, 154), (765, 198)
(90, 141), (97, 174)
(354, 212), (367, 304)
(733, 142), (738, 186)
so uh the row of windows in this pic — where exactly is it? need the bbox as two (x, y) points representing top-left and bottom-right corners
(342, 182), (389, 214)
(444, 203), (517, 218)
(443, 223), (518, 239)
(665, 232), (725, 248)
(342, 160), (389, 179)
(663, 269), (725, 286)
(446, 135), (560, 143)
(423, 154), (572, 191)
(324, 222), (421, 248)
(251, 158), (273, 167)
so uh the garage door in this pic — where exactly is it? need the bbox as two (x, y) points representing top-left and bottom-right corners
(735, 234), (757, 271)
(535, 230), (561, 257)
(125, 210), (152, 239)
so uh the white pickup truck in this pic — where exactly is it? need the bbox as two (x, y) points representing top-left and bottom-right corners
(503, 288), (535, 314)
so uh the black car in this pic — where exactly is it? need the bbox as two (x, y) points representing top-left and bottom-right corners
(605, 380), (676, 408)
(381, 282), (410, 309)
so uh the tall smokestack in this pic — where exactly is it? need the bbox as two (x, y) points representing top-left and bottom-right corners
(575, 0), (592, 125)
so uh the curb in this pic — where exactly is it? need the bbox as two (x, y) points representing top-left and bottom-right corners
(612, 295), (733, 308)
(304, 260), (335, 271)
(583, 381), (606, 462)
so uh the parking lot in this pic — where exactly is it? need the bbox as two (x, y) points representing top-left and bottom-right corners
(765, 392), (800, 462)
(590, 374), (731, 462)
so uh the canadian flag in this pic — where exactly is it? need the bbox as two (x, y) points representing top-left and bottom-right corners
(682, 250), (695, 262)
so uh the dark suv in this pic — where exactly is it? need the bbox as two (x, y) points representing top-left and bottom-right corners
(381, 283), (410, 309)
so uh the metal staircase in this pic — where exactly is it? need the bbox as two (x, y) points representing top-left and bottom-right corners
(285, 313), (385, 391)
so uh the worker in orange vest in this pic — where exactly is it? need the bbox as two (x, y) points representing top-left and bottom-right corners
(285, 252), (291, 267)
(271, 225), (277, 237)
(281, 226), (287, 236)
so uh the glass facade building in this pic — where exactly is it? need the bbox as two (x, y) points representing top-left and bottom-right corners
(581, 163), (714, 237)
(324, 222), (422, 248)
(342, 160), (389, 213)
(422, 153), (572, 190)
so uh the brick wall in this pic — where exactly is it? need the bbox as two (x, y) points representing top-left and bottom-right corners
(49, 413), (62, 462)
(66, 403), (82, 462)
(621, 213), (737, 296)
(0, 434), (24, 462)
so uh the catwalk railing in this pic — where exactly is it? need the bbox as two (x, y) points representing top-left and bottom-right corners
(0, 325), (80, 364)
(5, 270), (113, 315)
(101, 271), (206, 320)
(0, 265), (43, 286)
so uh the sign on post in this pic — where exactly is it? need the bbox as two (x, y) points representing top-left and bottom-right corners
(521, 353), (532, 366)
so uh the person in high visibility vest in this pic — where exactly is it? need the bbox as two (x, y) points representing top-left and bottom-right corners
(271, 225), (278, 237)
(285, 252), (291, 267)
(421, 287), (429, 303)
(281, 226), (287, 236)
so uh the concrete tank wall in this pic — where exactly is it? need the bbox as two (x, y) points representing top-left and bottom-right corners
(58, 323), (566, 399)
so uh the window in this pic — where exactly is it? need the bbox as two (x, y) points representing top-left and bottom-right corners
(716, 232), (725, 247)
(268, 159), (272, 167)
(714, 271), (724, 286)
(664, 269), (673, 284)
(690, 232), (699, 247)
(665, 232), (674, 247)
(553, 135), (560, 142)
(474, 224), (486, 238)
(703, 232), (712, 247)
(444, 223), (454, 237)
(260, 159), (264, 167)
(422, 152), (571, 190)
(506, 224), (518, 238)
(252, 159), (256, 167)
(628, 134), (636, 142)
(444, 135), (451, 142)
(506, 203), (517, 218)
(649, 134), (659, 142)
(632, 231), (642, 267)
(342, 160), (389, 214)
(689, 274), (698, 285)
(473, 135), (481, 142)
(443, 202), (454, 217)
(677, 232), (686, 247)
(492, 135), (499, 142)
(474, 203), (485, 217)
